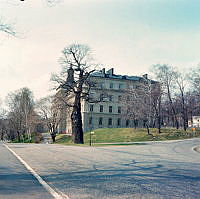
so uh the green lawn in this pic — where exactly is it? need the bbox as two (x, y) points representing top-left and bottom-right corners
(55, 127), (200, 146)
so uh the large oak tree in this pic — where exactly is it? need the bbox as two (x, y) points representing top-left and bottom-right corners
(52, 44), (98, 144)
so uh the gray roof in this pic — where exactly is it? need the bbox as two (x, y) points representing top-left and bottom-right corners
(91, 71), (142, 81)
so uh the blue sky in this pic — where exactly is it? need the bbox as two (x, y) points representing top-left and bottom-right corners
(0, 0), (200, 100)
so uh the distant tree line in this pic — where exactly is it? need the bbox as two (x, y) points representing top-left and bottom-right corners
(122, 64), (200, 134)
(0, 88), (63, 143)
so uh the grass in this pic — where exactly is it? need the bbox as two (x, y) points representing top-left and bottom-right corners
(55, 134), (73, 144)
(55, 127), (200, 146)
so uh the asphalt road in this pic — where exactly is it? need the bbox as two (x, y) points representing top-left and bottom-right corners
(0, 143), (53, 199)
(1, 138), (200, 199)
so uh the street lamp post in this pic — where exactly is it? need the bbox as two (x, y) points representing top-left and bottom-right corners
(89, 131), (94, 146)
(89, 102), (94, 146)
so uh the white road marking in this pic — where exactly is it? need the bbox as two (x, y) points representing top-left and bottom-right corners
(3, 144), (70, 199)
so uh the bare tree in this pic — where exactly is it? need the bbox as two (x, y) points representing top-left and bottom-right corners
(151, 83), (162, 133)
(190, 65), (200, 96)
(151, 64), (180, 129)
(174, 71), (189, 131)
(0, 18), (16, 37)
(1, 0), (61, 37)
(6, 87), (35, 142)
(45, 0), (61, 6)
(19, 0), (61, 6)
(6, 96), (23, 142)
(36, 96), (62, 142)
(0, 103), (8, 141)
(51, 43), (99, 144)
(20, 88), (35, 140)
(122, 77), (160, 135)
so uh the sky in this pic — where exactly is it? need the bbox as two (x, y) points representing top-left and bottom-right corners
(0, 0), (200, 102)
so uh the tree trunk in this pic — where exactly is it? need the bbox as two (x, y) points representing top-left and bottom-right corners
(145, 122), (151, 135)
(167, 86), (179, 129)
(50, 124), (57, 143)
(17, 131), (21, 142)
(146, 126), (150, 135)
(183, 109), (188, 131)
(157, 115), (161, 133)
(1, 132), (3, 141)
(134, 120), (138, 129)
(71, 93), (84, 144)
(51, 134), (56, 142)
(173, 107), (179, 128)
(157, 95), (161, 133)
(180, 90), (187, 131)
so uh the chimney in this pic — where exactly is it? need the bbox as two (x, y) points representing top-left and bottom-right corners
(66, 66), (74, 84)
(102, 68), (105, 74)
(106, 68), (114, 76)
(143, 74), (148, 79)
(110, 68), (114, 75)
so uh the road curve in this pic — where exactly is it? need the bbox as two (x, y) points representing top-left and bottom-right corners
(2, 138), (200, 199)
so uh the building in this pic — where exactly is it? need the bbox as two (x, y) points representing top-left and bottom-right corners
(64, 68), (157, 134)
(188, 116), (200, 128)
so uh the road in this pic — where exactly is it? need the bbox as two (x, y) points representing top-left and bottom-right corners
(1, 138), (200, 199)
(0, 143), (53, 199)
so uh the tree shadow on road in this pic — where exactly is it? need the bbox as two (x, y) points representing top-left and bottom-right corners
(0, 166), (53, 199)
(42, 160), (200, 199)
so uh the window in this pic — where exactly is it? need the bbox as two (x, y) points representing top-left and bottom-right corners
(89, 105), (94, 112)
(99, 82), (104, 89)
(100, 105), (103, 112)
(119, 83), (123, 89)
(100, 94), (104, 101)
(108, 118), (112, 126)
(89, 117), (93, 125)
(127, 106), (130, 114)
(109, 95), (113, 102)
(99, 117), (103, 125)
(118, 106), (121, 113)
(117, 118), (121, 126)
(89, 93), (95, 99)
(126, 119), (129, 127)
(110, 82), (113, 89)
(127, 96), (130, 101)
(109, 106), (112, 113)
(118, 95), (122, 102)
(136, 85), (140, 89)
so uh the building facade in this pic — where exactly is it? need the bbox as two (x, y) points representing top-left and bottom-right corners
(65, 68), (155, 134)
(188, 116), (200, 128)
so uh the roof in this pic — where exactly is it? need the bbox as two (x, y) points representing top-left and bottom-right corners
(91, 69), (148, 82)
